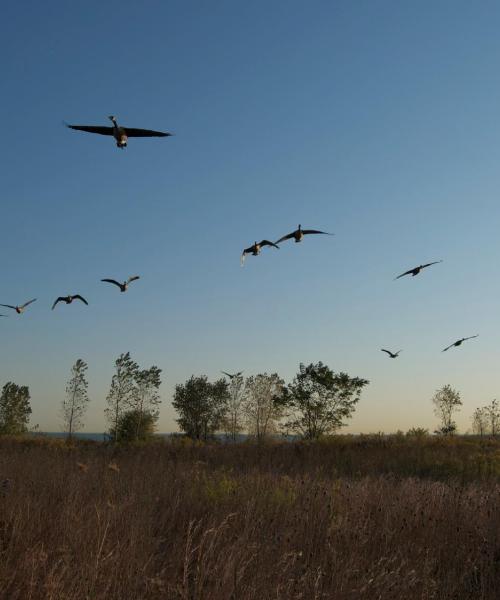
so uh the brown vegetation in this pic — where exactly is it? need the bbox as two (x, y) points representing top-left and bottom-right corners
(1, 435), (500, 599)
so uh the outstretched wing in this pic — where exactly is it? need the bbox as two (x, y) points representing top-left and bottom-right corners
(464, 334), (479, 342)
(21, 298), (37, 309)
(51, 297), (64, 310)
(275, 232), (295, 244)
(124, 127), (173, 138)
(73, 295), (89, 305)
(394, 268), (414, 280)
(221, 371), (233, 378)
(0, 304), (16, 310)
(66, 124), (114, 136)
(381, 349), (393, 356)
(101, 279), (122, 288)
(127, 275), (140, 284)
(302, 229), (332, 236)
(421, 260), (443, 269)
(259, 240), (279, 249)
(442, 342), (455, 352)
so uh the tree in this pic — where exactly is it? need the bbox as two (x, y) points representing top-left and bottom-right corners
(0, 382), (32, 435)
(243, 373), (285, 441)
(222, 374), (245, 441)
(432, 384), (462, 435)
(110, 409), (156, 443)
(61, 359), (89, 439)
(173, 375), (229, 440)
(105, 353), (139, 443)
(483, 399), (500, 436)
(128, 366), (162, 442)
(281, 362), (369, 439)
(471, 407), (488, 436)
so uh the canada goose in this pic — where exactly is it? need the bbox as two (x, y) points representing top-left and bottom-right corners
(381, 349), (401, 358)
(52, 295), (89, 310)
(275, 224), (333, 245)
(65, 116), (173, 148)
(442, 335), (478, 352)
(395, 261), (443, 280)
(241, 240), (279, 266)
(0, 299), (37, 314)
(101, 275), (140, 292)
(221, 371), (244, 379)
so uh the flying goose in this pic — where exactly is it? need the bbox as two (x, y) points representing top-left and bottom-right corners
(241, 240), (279, 266)
(52, 295), (89, 310)
(381, 349), (402, 358)
(65, 115), (173, 148)
(101, 275), (140, 292)
(221, 371), (244, 379)
(0, 299), (37, 314)
(395, 261), (443, 280)
(275, 224), (333, 245)
(442, 335), (478, 352)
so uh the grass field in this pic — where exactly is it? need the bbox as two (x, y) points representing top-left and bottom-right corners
(1, 435), (500, 599)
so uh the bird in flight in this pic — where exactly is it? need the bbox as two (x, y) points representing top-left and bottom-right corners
(381, 349), (402, 359)
(442, 335), (478, 352)
(221, 371), (244, 379)
(52, 295), (89, 310)
(394, 261), (443, 280)
(275, 224), (333, 245)
(101, 275), (140, 292)
(0, 299), (37, 314)
(65, 115), (173, 149)
(241, 240), (279, 266)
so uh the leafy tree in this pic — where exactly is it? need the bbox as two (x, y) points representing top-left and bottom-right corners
(0, 382), (32, 435)
(484, 399), (500, 436)
(105, 352), (139, 443)
(61, 359), (89, 439)
(110, 409), (156, 443)
(471, 406), (488, 436)
(222, 374), (245, 441)
(432, 384), (462, 435)
(173, 375), (229, 440)
(128, 366), (162, 442)
(243, 373), (285, 441)
(281, 362), (369, 439)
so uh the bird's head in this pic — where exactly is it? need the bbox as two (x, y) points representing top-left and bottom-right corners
(108, 115), (117, 123)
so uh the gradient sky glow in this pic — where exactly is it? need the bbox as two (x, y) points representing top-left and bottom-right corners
(2, 1), (500, 433)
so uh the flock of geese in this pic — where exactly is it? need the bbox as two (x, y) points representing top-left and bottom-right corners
(3, 116), (478, 363)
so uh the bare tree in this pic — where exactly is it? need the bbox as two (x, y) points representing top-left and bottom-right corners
(105, 352), (139, 443)
(222, 374), (245, 441)
(432, 384), (462, 435)
(471, 407), (488, 436)
(61, 359), (89, 439)
(243, 373), (285, 441)
(484, 399), (500, 436)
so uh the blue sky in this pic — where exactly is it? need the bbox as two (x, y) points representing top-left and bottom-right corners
(1, 0), (500, 433)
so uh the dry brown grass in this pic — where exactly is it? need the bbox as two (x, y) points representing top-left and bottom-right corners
(0, 435), (500, 599)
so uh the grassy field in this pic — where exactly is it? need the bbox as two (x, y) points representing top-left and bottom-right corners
(1, 435), (500, 599)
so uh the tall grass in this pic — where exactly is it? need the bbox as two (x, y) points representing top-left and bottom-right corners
(0, 435), (499, 598)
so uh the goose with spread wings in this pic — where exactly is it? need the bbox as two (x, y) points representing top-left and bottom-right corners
(442, 335), (478, 352)
(381, 349), (402, 359)
(241, 240), (279, 266)
(65, 115), (173, 148)
(101, 275), (140, 292)
(52, 295), (89, 310)
(394, 261), (443, 280)
(0, 299), (37, 314)
(275, 224), (333, 245)
(221, 371), (244, 379)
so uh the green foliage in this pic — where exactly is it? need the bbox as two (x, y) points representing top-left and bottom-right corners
(173, 375), (229, 440)
(432, 384), (462, 435)
(109, 409), (156, 443)
(105, 352), (139, 443)
(281, 362), (369, 439)
(62, 359), (89, 438)
(0, 382), (32, 435)
(242, 373), (286, 441)
(128, 365), (162, 441)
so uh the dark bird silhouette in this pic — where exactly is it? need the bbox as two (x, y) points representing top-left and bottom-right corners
(52, 295), (89, 310)
(0, 299), (37, 314)
(0, 315), (8, 318)
(241, 240), (279, 266)
(381, 349), (401, 358)
(394, 261), (443, 280)
(101, 275), (140, 292)
(442, 335), (478, 352)
(221, 371), (244, 379)
(275, 224), (333, 245)
(65, 115), (173, 148)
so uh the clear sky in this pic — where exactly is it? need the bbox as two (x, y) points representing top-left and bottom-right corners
(1, 0), (500, 433)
